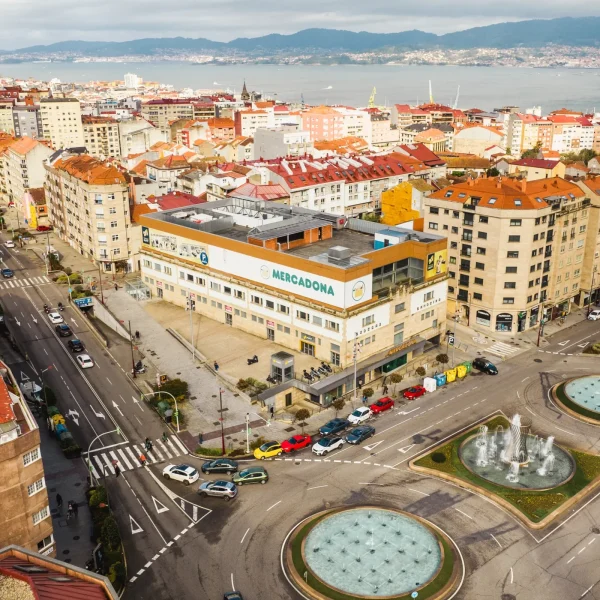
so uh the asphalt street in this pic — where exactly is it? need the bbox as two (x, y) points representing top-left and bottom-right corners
(2, 233), (600, 599)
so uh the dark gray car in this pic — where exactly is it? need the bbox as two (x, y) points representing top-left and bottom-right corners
(345, 425), (376, 445)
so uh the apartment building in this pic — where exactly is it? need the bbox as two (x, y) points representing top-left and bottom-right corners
(141, 99), (195, 134)
(576, 178), (600, 306)
(40, 98), (85, 149)
(369, 114), (400, 148)
(119, 118), (167, 157)
(391, 104), (432, 128)
(506, 114), (553, 156)
(508, 158), (566, 181)
(548, 115), (595, 153)
(12, 104), (43, 139)
(45, 154), (134, 273)
(82, 116), (121, 158)
(5, 137), (53, 203)
(453, 125), (504, 157)
(0, 102), (15, 135)
(234, 109), (270, 137)
(0, 361), (54, 556)
(146, 155), (191, 194)
(253, 125), (313, 160)
(139, 199), (447, 406)
(0, 134), (16, 195)
(424, 176), (590, 333)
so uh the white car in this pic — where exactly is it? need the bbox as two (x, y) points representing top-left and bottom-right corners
(348, 406), (372, 425)
(76, 354), (94, 369)
(4, 240), (14, 248)
(312, 436), (345, 456)
(48, 311), (63, 324)
(588, 309), (600, 321)
(162, 464), (200, 485)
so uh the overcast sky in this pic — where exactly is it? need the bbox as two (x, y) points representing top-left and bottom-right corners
(2, 0), (599, 49)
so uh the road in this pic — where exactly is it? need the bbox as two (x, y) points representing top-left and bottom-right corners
(3, 234), (600, 599)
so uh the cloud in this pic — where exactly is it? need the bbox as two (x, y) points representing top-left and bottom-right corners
(1, 0), (599, 48)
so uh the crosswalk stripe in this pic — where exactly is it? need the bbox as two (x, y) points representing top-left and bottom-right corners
(151, 443), (165, 461)
(87, 459), (100, 480)
(42, 275), (49, 283)
(156, 440), (173, 459)
(117, 448), (134, 470)
(109, 450), (122, 470)
(22, 278), (31, 285)
(101, 454), (115, 475)
(7, 281), (14, 288)
(125, 446), (139, 466)
(166, 439), (179, 456)
(93, 456), (106, 476)
(172, 436), (188, 455)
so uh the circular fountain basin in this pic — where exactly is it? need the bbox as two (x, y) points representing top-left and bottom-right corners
(460, 433), (575, 490)
(565, 376), (600, 414)
(302, 507), (443, 598)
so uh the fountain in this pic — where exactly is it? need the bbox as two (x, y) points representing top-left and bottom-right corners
(459, 413), (575, 490)
(564, 376), (600, 414)
(537, 454), (555, 477)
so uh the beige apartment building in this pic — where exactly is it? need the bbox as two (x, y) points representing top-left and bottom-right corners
(0, 360), (54, 557)
(0, 102), (15, 135)
(575, 178), (600, 306)
(82, 116), (121, 158)
(139, 198), (447, 406)
(424, 176), (591, 334)
(45, 154), (134, 273)
(5, 137), (53, 205)
(141, 99), (195, 135)
(40, 98), (85, 149)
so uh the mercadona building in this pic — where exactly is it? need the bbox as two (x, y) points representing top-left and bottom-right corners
(138, 196), (448, 406)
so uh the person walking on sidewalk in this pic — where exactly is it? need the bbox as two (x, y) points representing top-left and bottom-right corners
(114, 283), (118, 292)
(56, 493), (63, 513)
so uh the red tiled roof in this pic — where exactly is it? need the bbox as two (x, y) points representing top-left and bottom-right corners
(53, 155), (126, 185)
(511, 158), (560, 169)
(150, 191), (206, 210)
(396, 143), (446, 167)
(0, 373), (14, 424)
(148, 155), (189, 170)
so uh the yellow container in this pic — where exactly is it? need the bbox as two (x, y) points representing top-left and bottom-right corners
(456, 365), (467, 379)
(51, 414), (65, 425)
(445, 368), (457, 383)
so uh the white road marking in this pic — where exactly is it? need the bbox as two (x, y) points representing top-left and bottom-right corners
(307, 485), (328, 491)
(106, 377), (112, 385)
(490, 533), (502, 548)
(266, 500), (282, 512)
(407, 488), (430, 497)
(455, 508), (473, 520)
(240, 528), (250, 544)
(231, 573), (235, 591)
(581, 584), (594, 597)
(510, 567), (514, 584)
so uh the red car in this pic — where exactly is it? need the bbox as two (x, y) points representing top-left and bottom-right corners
(403, 385), (427, 400)
(370, 397), (395, 414)
(281, 434), (312, 453)
(36, 225), (52, 232)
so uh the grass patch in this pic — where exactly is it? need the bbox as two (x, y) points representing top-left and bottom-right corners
(555, 381), (600, 422)
(289, 511), (455, 600)
(414, 416), (600, 524)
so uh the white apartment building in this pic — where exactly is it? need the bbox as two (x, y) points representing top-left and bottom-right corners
(5, 137), (52, 204)
(253, 125), (313, 160)
(0, 103), (14, 135)
(119, 118), (167, 157)
(45, 154), (135, 273)
(124, 73), (142, 89)
(234, 109), (271, 137)
(40, 98), (84, 149)
(82, 116), (121, 158)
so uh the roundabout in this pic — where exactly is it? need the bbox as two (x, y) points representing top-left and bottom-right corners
(283, 506), (462, 600)
(553, 374), (600, 423)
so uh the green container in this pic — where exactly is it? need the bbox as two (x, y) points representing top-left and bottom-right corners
(156, 400), (170, 416)
(460, 361), (472, 373)
(46, 405), (60, 417)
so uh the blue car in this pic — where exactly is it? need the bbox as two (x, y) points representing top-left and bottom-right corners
(345, 425), (376, 445)
(319, 418), (349, 436)
(1, 268), (13, 278)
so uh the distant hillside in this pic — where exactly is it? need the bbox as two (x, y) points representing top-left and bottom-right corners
(2, 17), (600, 56)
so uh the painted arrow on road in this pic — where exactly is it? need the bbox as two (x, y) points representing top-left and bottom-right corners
(14, 319), (20, 326)
(30, 314), (37, 324)
(112, 400), (124, 417)
(71, 318), (78, 327)
(89, 405), (105, 419)
(130, 515), (143, 535)
(152, 496), (169, 515)
(66, 409), (80, 426)
(20, 371), (30, 382)
(132, 396), (145, 412)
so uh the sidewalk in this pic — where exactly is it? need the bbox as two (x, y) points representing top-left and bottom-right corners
(39, 416), (95, 567)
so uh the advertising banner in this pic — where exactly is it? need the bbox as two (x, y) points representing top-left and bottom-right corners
(426, 249), (447, 279)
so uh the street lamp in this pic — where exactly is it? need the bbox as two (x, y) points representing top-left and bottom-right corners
(219, 388), (225, 456)
(87, 427), (123, 487)
(40, 366), (53, 406)
(141, 391), (179, 433)
(49, 269), (73, 303)
(245, 412), (250, 454)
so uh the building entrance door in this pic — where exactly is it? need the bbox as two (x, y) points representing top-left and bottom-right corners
(225, 312), (232, 326)
(267, 327), (275, 341)
(157, 287), (163, 298)
(300, 341), (315, 356)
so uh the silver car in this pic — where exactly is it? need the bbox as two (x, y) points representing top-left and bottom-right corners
(198, 480), (238, 501)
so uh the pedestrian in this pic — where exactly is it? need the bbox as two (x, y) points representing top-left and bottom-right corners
(362, 394), (367, 406)
(139, 453), (147, 466)
(115, 465), (121, 478)
(383, 385), (389, 395)
(67, 501), (74, 520)
(270, 405), (274, 418)
(213, 361), (219, 372)
(56, 493), (63, 512)
(114, 283), (118, 292)
(72, 501), (78, 517)
(198, 432), (203, 445)
(162, 432), (168, 443)
(135, 330), (140, 340)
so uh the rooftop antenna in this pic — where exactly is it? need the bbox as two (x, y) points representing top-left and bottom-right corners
(453, 85), (460, 110)
(429, 80), (434, 104)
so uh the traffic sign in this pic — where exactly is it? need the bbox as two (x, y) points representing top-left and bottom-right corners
(447, 333), (455, 346)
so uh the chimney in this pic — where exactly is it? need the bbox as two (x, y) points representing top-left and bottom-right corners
(496, 177), (502, 189)
(520, 179), (527, 192)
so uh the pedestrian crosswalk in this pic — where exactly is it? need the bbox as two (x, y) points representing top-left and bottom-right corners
(486, 341), (520, 358)
(0, 275), (50, 289)
(85, 435), (189, 479)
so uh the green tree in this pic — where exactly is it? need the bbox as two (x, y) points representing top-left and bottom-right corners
(521, 141), (542, 159)
(154, 378), (189, 402)
(389, 373), (403, 393)
(416, 366), (426, 377)
(486, 167), (500, 177)
(362, 387), (375, 400)
(294, 408), (311, 434)
(332, 397), (345, 416)
(436, 353), (450, 366)
(101, 516), (121, 551)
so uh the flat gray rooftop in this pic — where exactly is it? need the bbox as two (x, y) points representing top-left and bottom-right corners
(286, 228), (375, 258)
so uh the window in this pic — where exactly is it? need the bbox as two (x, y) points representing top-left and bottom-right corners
(429, 207), (439, 214)
(28, 478), (46, 496)
(110, 221), (118, 228)
(210, 281), (221, 292)
(326, 320), (340, 332)
(453, 210), (460, 218)
(530, 265), (535, 273)
(179, 271), (185, 279)
(474, 277), (483, 285)
(37, 534), (54, 553)
(508, 235), (521, 242)
(505, 266), (517, 273)
(533, 234), (539, 242)
(477, 231), (487, 240)
(394, 302), (405, 313)
(23, 448), (40, 467)
(330, 344), (341, 366)
(503, 297), (515, 304)
(479, 216), (488, 223)
(143, 259), (152, 268)
(296, 310), (309, 321)
(163, 266), (172, 276)
(451, 227), (459, 234)
(394, 323), (404, 345)
(362, 315), (375, 326)
(250, 295), (262, 305)
(475, 262), (485, 270)
(278, 304), (289, 314)
(429, 222), (438, 230)
(32, 506), (50, 526)
(531, 249), (537, 257)
(476, 247), (486, 255)
(473, 292), (482, 300)
(196, 276), (205, 286)
(313, 315), (323, 326)
(186, 273), (193, 282)
(507, 251), (519, 258)
(510, 219), (522, 227)
(527, 295), (533, 303)
(424, 291), (435, 301)
(504, 282), (516, 289)
(109, 207), (117, 215)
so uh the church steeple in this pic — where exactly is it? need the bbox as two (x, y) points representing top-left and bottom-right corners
(241, 80), (250, 101)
